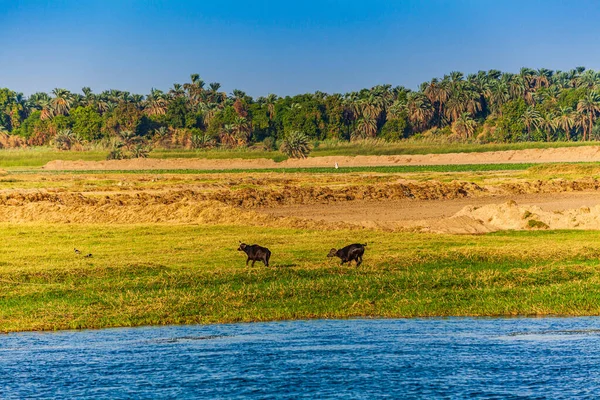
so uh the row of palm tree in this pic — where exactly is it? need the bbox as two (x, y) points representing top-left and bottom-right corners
(519, 94), (600, 142)
(4, 67), (600, 145)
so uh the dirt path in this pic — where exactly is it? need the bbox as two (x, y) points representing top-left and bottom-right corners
(43, 146), (600, 171)
(256, 192), (600, 228)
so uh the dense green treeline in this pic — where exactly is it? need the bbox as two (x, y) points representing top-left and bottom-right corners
(3, 67), (600, 152)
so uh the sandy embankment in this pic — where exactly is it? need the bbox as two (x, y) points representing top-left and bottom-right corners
(429, 200), (600, 234)
(27, 145), (600, 233)
(43, 146), (600, 171)
(3, 188), (600, 234)
(258, 192), (600, 233)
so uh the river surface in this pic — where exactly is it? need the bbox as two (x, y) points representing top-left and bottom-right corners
(2, 317), (600, 398)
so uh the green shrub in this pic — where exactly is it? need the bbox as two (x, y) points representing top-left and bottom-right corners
(262, 137), (275, 151)
(527, 219), (549, 229)
(53, 129), (82, 150)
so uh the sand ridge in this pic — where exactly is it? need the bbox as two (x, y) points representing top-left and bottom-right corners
(43, 145), (600, 171)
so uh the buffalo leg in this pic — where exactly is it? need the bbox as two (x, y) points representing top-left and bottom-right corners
(251, 260), (256, 267)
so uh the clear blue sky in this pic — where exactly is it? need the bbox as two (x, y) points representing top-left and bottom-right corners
(2, 0), (600, 97)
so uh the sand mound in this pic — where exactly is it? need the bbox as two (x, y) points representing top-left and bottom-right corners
(427, 200), (600, 234)
(42, 146), (600, 171)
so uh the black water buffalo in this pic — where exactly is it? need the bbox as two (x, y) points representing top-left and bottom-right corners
(327, 243), (367, 266)
(238, 242), (271, 267)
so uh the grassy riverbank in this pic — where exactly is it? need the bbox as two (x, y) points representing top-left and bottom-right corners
(2, 224), (600, 332)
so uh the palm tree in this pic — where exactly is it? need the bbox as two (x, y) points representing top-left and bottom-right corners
(449, 71), (464, 83)
(265, 94), (278, 120)
(144, 89), (168, 116)
(573, 112), (586, 140)
(444, 95), (464, 123)
(353, 116), (377, 139)
(37, 98), (54, 120)
(207, 82), (225, 104)
(184, 73), (205, 106)
(169, 83), (185, 98)
(232, 116), (251, 145)
(580, 70), (599, 89)
(519, 68), (536, 88)
(576, 91), (600, 141)
(199, 103), (220, 127)
(452, 113), (477, 139)
(539, 112), (556, 142)
(96, 96), (110, 115)
(232, 90), (248, 117)
(465, 89), (482, 115)
(535, 68), (553, 89)
(51, 88), (73, 116)
(232, 89), (247, 101)
(555, 107), (575, 141)
(387, 100), (406, 121)
(423, 78), (448, 126)
(521, 107), (542, 141)
(486, 80), (510, 116)
(219, 124), (237, 148)
(131, 94), (144, 110)
(406, 93), (433, 131)
(80, 87), (95, 108)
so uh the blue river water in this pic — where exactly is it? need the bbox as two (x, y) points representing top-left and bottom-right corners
(2, 317), (600, 398)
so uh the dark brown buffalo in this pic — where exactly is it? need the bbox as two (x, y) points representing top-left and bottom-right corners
(327, 243), (367, 266)
(238, 242), (271, 267)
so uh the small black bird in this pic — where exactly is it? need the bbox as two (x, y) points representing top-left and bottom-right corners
(84, 253), (93, 258)
(74, 248), (81, 255)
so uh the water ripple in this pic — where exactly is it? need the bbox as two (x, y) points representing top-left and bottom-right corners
(2, 317), (600, 398)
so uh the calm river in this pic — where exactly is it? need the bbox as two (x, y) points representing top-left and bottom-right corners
(2, 317), (600, 398)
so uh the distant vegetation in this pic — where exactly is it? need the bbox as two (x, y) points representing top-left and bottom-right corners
(3, 67), (600, 154)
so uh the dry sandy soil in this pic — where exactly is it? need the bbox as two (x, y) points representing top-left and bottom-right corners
(3, 179), (600, 233)
(14, 146), (600, 233)
(257, 192), (600, 233)
(43, 146), (600, 170)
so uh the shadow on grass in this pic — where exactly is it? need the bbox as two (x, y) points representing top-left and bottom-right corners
(271, 263), (297, 268)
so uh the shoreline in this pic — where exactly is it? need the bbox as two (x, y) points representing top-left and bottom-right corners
(5, 314), (600, 334)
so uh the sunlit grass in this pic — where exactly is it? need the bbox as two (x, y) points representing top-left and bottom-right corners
(0, 148), (107, 168)
(3, 224), (600, 332)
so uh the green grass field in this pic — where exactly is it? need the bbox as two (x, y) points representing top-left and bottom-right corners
(8, 163), (538, 176)
(3, 224), (600, 332)
(4, 141), (600, 333)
